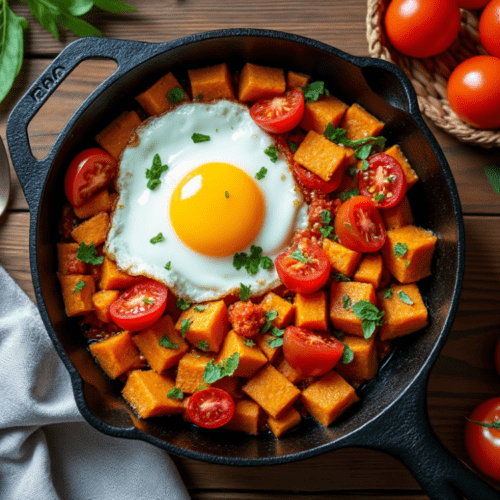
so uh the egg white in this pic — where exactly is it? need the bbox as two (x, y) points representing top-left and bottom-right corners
(105, 100), (307, 302)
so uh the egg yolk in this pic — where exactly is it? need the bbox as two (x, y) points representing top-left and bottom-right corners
(170, 162), (265, 257)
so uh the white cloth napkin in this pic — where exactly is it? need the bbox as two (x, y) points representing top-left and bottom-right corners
(0, 265), (191, 500)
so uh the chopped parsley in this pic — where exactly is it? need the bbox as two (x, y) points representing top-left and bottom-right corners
(352, 300), (385, 339)
(339, 189), (360, 202)
(290, 248), (310, 264)
(393, 242), (409, 258)
(287, 139), (299, 152)
(255, 167), (268, 180)
(267, 327), (284, 348)
(143, 297), (155, 305)
(334, 273), (351, 282)
(320, 210), (334, 238)
(76, 242), (104, 265)
(167, 387), (184, 400)
(341, 342), (354, 364)
(264, 145), (279, 163)
(373, 193), (385, 202)
(195, 384), (209, 392)
(239, 283), (251, 302)
(167, 87), (185, 104)
(165, 261), (171, 270)
(233, 245), (273, 275)
(159, 335), (179, 350)
(244, 339), (256, 347)
(203, 353), (240, 384)
(261, 310), (278, 333)
(73, 280), (86, 294)
(194, 305), (207, 312)
(301, 81), (329, 103)
(398, 291), (414, 305)
(145, 153), (169, 190)
(404, 259), (410, 268)
(342, 295), (351, 310)
(150, 232), (165, 244)
(180, 319), (192, 337)
(225, 190), (230, 198)
(176, 298), (191, 311)
(383, 288), (393, 299)
(191, 132), (211, 143)
(198, 340), (210, 351)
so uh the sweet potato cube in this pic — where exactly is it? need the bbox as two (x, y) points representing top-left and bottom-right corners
(188, 63), (235, 100)
(89, 330), (140, 379)
(330, 281), (377, 337)
(260, 292), (295, 328)
(224, 399), (261, 435)
(299, 96), (348, 134)
(73, 190), (111, 219)
(175, 300), (229, 352)
(286, 70), (310, 89)
(98, 257), (140, 290)
(384, 144), (418, 189)
(275, 356), (306, 384)
(294, 291), (328, 331)
(267, 406), (302, 437)
(381, 225), (437, 283)
(92, 289), (120, 322)
(133, 316), (189, 373)
(122, 370), (184, 418)
(340, 103), (384, 141)
(71, 212), (109, 247)
(242, 364), (300, 419)
(294, 130), (348, 181)
(212, 375), (241, 401)
(380, 195), (414, 230)
(335, 334), (378, 383)
(238, 63), (286, 102)
(377, 283), (428, 341)
(301, 370), (358, 426)
(175, 350), (214, 394)
(353, 253), (383, 289)
(135, 72), (189, 116)
(58, 273), (95, 317)
(322, 239), (362, 278)
(216, 330), (268, 378)
(95, 110), (142, 160)
(254, 334), (281, 363)
(57, 242), (88, 275)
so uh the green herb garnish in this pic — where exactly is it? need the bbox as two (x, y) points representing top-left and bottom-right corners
(393, 242), (409, 258)
(180, 319), (192, 337)
(203, 353), (240, 384)
(287, 140), (299, 152)
(176, 298), (191, 311)
(150, 232), (165, 244)
(255, 167), (268, 180)
(198, 340), (210, 351)
(341, 342), (354, 364)
(194, 305), (207, 312)
(76, 242), (104, 265)
(159, 335), (179, 350)
(191, 132), (211, 143)
(165, 261), (172, 270)
(145, 153), (169, 190)
(383, 288), (393, 299)
(290, 248), (310, 264)
(334, 273), (351, 282)
(73, 280), (86, 294)
(143, 297), (155, 305)
(398, 291), (414, 305)
(267, 336), (284, 348)
(233, 245), (273, 275)
(167, 87), (185, 104)
(264, 145), (279, 163)
(339, 189), (360, 202)
(301, 81), (329, 103)
(261, 310), (278, 333)
(167, 387), (184, 400)
(244, 339), (256, 347)
(225, 191), (230, 198)
(239, 283), (252, 302)
(342, 295), (351, 310)
(352, 300), (385, 339)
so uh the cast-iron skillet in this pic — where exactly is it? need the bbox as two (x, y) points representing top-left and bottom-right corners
(6, 29), (499, 500)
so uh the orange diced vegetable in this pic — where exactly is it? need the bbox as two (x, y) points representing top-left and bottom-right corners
(98, 257), (140, 290)
(175, 350), (214, 394)
(353, 253), (383, 289)
(224, 399), (261, 435)
(384, 144), (418, 189)
(92, 289), (120, 323)
(259, 292), (295, 328)
(299, 96), (348, 134)
(294, 291), (328, 331)
(286, 70), (310, 89)
(340, 103), (384, 141)
(238, 62), (286, 102)
(267, 406), (301, 437)
(335, 334), (378, 383)
(380, 195), (414, 230)
(254, 333), (282, 363)
(242, 364), (300, 419)
(188, 63), (235, 100)
(133, 316), (189, 373)
(58, 273), (95, 317)
(73, 190), (111, 219)
(322, 239), (362, 278)
(89, 330), (140, 379)
(71, 211), (109, 247)
(57, 242), (87, 275)
(301, 370), (359, 426)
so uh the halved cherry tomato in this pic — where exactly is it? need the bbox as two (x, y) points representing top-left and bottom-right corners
(275, 239), (331, 295)
(187, 388), (235, 429)
(250, 89), (305, 134)
(283, 326), (344, 377)
(64, 148), (117, 207)
(359, 153), (407, 209)
(109, 279), (168, 332)
(293, 163), (344, 194)
(335, 195), (386, 253)
(464, 397), (500, 481)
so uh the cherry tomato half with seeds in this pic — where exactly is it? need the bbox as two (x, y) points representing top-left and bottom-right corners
(187, 388), (235, 429)
(334, 195), (386, 253)
(275, 239), (331, 295)
(464, 397), (500, 481)
(250, 89), (305, 134)
(64, 148), (117, 207)
(293, 163), (344, 194)
(283, 326), (344, 377)
(359, 153), (407, 209)
(109, 279), (168, 332)
(384, 0), (460, 58)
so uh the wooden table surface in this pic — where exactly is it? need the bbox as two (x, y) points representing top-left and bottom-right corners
(1, 1), (500, 498)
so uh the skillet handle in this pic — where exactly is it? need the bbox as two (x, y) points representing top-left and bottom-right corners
(350, 379), (500, 499)
(6, 37), (153, 210)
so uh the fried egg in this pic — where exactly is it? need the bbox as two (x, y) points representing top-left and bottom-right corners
(105, 100), (307, 302)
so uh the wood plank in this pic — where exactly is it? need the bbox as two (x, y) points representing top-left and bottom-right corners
(188, 492), (428, 500)
(1, 210), (499, 494)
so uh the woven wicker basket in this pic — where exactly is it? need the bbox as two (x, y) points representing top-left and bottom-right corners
(366, 0), (500, 148)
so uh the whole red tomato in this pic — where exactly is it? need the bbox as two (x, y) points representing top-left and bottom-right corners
(458, 0), (490, 8)
(464, 397), (500, 481)
(479, 0), (500, 58)
(447, 55), (500, 129)
(384, 0), (461, 58)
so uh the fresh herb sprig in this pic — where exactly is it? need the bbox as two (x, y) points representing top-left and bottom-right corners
(0, 0), (138, 104)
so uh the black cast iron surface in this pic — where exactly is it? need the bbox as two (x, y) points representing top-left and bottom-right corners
(6, 29), (499, 499)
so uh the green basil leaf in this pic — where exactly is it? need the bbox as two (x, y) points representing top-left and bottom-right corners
(92, 0), (139, 13)
(484, 165), (500, 197)
(56, 11), (103, 37)
(25, 0), (60, 38)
